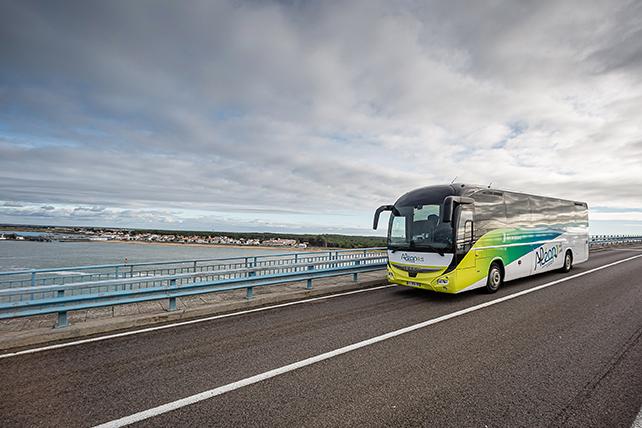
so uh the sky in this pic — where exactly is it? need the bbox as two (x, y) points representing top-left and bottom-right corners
(1, 0), (641, 236)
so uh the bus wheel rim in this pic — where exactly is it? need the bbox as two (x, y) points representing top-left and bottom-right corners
(491, 269), (500, 287)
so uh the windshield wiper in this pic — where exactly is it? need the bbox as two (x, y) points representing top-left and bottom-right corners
(410, 240), (445, 256)
(388, 244), (408, 253)
(425, 244), (445, 256)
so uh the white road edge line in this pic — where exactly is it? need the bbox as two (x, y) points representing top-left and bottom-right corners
(93, 253), (642, 428)
(0, 284), (393, 360)
(633, 406), (642, 428)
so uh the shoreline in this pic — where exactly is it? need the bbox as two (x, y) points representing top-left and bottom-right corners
(0, 238), (363, 252)
(91, 239), (338, 251)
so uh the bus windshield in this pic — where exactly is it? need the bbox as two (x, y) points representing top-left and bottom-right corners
(388, 203), (454, 253)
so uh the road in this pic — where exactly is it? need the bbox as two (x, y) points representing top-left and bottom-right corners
(1, 248), (641, 427)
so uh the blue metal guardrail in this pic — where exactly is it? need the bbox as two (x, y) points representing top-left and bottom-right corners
(588, 235), (642, 246)
(0, 235), (640, 329)
(0, 248), (387, 328)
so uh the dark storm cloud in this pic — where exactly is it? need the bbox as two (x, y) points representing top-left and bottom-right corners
(1, 0), (641, 230)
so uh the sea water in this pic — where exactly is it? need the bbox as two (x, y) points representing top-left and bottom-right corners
(0, 240), (289, 271)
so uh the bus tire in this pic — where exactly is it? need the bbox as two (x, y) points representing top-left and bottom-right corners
(485, 262), (503, 293)
(560, 250), (573, 273)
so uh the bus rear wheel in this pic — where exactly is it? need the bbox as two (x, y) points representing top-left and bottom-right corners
(559, 251), (573, 273)
(485, 262), (503, 293)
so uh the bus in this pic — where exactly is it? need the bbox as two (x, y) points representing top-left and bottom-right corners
(373, 184), (589, 293)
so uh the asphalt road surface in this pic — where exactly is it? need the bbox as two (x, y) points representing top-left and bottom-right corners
(1, 248), (641, 427)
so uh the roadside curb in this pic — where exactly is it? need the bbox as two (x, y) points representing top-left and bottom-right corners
(0, 278), (388, 352)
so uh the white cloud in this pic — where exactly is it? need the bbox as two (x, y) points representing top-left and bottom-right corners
(0, 0), (641, 232)
(590, 211), (642, 222)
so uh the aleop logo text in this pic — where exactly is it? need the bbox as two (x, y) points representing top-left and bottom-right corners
(535, 244), (561, 269)
(401, 253), (424, 263)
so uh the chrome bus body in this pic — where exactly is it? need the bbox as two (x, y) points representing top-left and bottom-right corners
(374, 184), (589, 293)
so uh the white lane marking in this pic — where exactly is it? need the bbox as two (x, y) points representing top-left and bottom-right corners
(633, 406), (642, 428)
(611, 248), (642, 252)
(0, 284), (393, 360)
(93, 253), (642, 428)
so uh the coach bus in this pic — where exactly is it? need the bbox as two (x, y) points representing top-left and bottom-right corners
(373, 184), (589, 293)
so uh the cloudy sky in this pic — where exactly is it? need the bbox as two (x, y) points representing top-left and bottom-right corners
(1, 0), (641, 235)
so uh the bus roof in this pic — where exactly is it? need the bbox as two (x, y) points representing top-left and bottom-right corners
(395, 183), (587, 208)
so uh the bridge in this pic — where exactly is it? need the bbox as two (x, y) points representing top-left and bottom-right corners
(0, 237), (641, 427)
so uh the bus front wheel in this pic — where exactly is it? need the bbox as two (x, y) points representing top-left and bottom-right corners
(559, 250), (573, 273)
(485, 262), (503, 293)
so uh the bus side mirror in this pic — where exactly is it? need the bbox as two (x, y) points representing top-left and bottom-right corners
(442, 196), (474, 223)
(442, 198), (454, 223)
(373, 205), (394, 230)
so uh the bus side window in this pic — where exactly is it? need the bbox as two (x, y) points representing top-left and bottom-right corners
(505, 192), (530, 228)
(464, 219), (473, 242)
(457, 208), (474, 253)
(473, 191), (505, 239)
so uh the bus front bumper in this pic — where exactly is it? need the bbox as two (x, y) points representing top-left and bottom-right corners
(387, 264), (455, 293)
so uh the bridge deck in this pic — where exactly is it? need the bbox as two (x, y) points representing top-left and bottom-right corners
(1, 248), (641, 427)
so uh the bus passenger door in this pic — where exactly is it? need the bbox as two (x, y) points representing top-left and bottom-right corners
(456, 206), (475, 270)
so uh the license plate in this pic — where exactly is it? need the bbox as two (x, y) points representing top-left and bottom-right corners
(407, 281), (421, 287)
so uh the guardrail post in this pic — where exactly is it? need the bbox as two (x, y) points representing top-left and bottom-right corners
(353, 259), (360, 281)
(56, 311), (68, 328)
(307, 264), (313, 289)
(251, 257), (257, 277)
(30, 270), (36, 300)
(248, 257), (256, 278)
(55, 289), (68, 328)
(168, 278), (177, 311)
(246, 287), (254, 299)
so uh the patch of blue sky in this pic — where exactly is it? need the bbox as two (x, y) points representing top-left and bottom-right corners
(73, 127), (110, 138)
(321, 131), (352, 144)
(452, 143), (475, 161)
(492, 120), (528, 149)
(591, 206), (642, 213)
(0, 94), (125, 147)
(0, 131), (80, 149)
(317, 131), (382, 150)
(213, 106), (245, 121)
(589, 220), (642, 235)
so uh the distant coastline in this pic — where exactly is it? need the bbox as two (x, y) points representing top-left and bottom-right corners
(0, 234), (344, 251)
(0, 224), (385, 249)
(99, 239), (332, 251)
